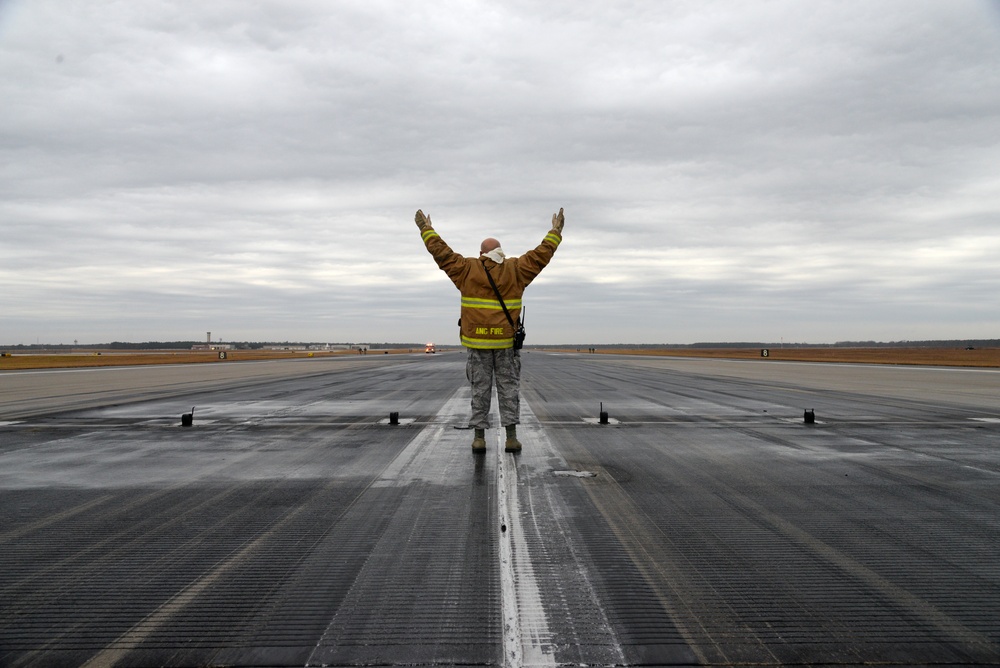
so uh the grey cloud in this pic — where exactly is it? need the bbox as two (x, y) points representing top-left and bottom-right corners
(2, 0), (998, 344)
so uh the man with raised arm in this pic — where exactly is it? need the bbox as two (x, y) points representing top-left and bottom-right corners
(416, 208), (564, 453)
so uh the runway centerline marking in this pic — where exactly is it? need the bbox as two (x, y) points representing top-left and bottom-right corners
(494, 390), (555, 667)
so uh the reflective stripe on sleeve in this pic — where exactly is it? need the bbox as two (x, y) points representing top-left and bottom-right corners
(421, 229), (440, 242)
(544, 232), (561, 246)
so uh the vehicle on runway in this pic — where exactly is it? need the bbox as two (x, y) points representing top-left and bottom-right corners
(425, 342), (436, 353)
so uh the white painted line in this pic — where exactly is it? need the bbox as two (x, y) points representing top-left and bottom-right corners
(493, 390), (556, 667)
(495, 393), (523, 668)
(970, 417), (1000, 423)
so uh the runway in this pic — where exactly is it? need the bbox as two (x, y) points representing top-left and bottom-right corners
(1, 352), (998, 666)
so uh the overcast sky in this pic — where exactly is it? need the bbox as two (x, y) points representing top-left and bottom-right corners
(2, 1), (998, 346)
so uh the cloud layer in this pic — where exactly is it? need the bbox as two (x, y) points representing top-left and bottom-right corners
(2, 0), (999, 344)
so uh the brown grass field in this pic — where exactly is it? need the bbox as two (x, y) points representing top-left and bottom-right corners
(2, 346), (998, 370)
(0, 348), (421, 370)
(566, 347), (1000, 368)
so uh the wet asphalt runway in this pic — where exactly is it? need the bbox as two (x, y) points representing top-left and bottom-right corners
(1, 352), (998, 666)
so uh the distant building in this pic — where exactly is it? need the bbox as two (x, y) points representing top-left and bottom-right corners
(191, 344), (234, 351)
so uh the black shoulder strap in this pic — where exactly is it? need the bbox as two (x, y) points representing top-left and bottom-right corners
(482, 261), (521, 328)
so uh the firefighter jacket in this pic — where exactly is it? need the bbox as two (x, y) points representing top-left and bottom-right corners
(420, 227), (562, 349)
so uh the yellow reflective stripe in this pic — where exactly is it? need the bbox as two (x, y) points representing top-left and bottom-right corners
(461, 297), (497, 307)
(461, 297), (522, 310)
(544, 232), (561, 246)
(461, 335), (514, 349)
(421, 229), (440, 242)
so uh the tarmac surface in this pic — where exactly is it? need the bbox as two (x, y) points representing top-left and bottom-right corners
(1, 351), (998, 667)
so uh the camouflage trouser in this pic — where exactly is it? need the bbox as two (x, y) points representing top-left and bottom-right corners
(466, 347), (521, 429)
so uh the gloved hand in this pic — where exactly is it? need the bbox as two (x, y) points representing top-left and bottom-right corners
(551, 207), (564, 234)
(415, 209), (433, 231)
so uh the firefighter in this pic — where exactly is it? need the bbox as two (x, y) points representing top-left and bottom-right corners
(416, 207), (564, 452)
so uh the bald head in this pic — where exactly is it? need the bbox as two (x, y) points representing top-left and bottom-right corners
(480, 237), (501, 255)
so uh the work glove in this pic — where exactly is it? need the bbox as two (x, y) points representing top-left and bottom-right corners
(415, 209), (433, 231)
(551, 207), (564, 234)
